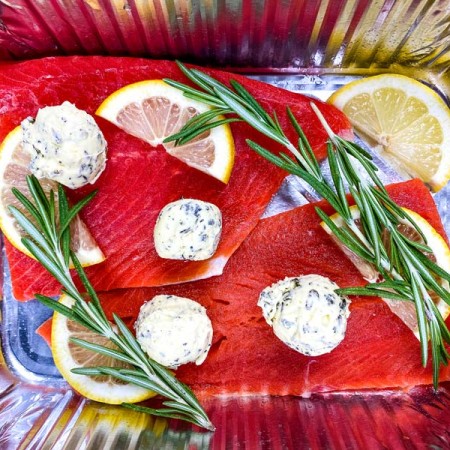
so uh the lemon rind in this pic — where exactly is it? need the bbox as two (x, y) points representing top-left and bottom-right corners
(321, 205), (450, 339)
(328, 74), (450, 192)
(0, 127), (105, 266)
(96, 79), (236, 184)
(52, 294), (155, 404)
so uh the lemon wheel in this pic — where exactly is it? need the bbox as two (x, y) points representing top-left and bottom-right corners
(0, 127), (105, 266)
(52, 294), (155, 404)
(321, 205), (450, 338)
(96, 80), (235, 183)
(328, 74), (450, 191)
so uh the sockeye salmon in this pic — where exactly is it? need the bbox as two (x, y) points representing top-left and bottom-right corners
(37, 179), (450, 395)
(0, 56), (352, 300)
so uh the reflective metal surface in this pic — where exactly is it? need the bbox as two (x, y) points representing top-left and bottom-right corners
(1, 368), (450, 449)
(0, 0), (449, 76)
(0, 0), (450, 448)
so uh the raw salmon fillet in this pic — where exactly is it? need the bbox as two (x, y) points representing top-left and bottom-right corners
(37, 179), (450, 395)
(0, 56), (352, 300)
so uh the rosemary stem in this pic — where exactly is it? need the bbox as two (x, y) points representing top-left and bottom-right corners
(286, 141), (309, 167)
(164, 62), (450, 387)
(310, 103), (336, 141)
(11, 175), (213, 429)
(347, 219), (374, 254)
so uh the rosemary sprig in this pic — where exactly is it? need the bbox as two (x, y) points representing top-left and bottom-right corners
(164, 62), (450, 388)
(9, 175), (214, 431)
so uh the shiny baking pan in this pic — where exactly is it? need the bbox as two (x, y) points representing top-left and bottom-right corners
(1, 1), (450, 448)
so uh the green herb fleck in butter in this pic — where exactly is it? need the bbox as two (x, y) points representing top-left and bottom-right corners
(258, 275), (351, 356)
(154, 199), (222, 261)
(22, 101), (107, 189)
(135, 294), (213, 369)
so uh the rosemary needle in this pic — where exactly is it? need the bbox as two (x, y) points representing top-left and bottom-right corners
(164, 62), (450, 388)
(9, 175), (214, 431)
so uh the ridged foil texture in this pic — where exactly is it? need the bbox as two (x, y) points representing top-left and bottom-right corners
(0, 1), (450, 448)
(0, 0), (449, 76)
(0, 380), (449, 449)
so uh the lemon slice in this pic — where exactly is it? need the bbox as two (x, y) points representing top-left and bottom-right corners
(96, 80), (235, 183)
(321, 205), (450, 338)
(0, 127), (105, 266)
(52, 294), (155, 404)
(328, 74), (450, 191)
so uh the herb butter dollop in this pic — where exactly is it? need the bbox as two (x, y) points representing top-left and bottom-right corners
(21, 101), (107, 189)
(135, 295), (213, 369)
(258, 275), (351, 356)
(154, 199), (222, 261)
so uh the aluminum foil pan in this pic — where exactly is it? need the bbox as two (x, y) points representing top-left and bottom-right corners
(0, 1), (450, 448)
(0, 0), (449, 77)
